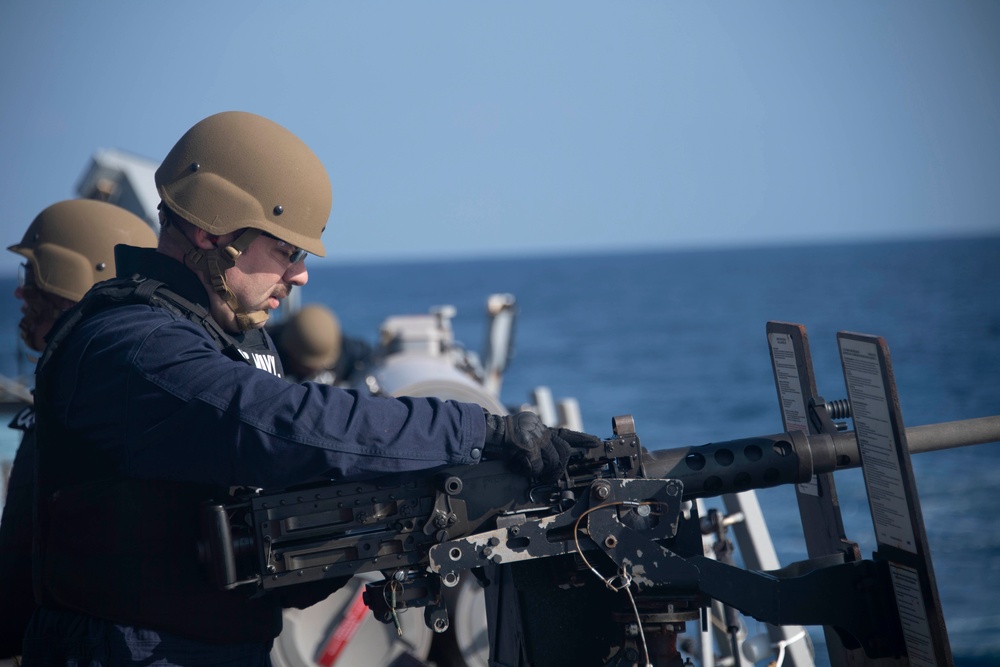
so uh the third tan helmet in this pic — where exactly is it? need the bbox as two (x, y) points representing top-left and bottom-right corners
(279, 304), (343, 373)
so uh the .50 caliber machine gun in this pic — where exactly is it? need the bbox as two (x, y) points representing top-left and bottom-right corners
(200, 417), (998, 666)
(200, 321), (1000, 667)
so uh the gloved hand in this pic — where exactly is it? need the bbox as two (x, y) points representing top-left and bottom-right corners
(483, 411), (602, 481)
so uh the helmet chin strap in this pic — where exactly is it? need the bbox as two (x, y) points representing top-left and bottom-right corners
(164, 224), (270, 331)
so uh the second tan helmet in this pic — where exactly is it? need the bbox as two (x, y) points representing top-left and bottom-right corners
(155, 111), (332, 257)
(9, 199), (159, 302)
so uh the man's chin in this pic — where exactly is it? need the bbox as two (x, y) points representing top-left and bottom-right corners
(213, 299), (273, 332)
(249, 312), (270, 330)
(19, 318), (44, 353)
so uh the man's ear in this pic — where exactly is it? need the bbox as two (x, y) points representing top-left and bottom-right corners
(191, 227), (221, 250)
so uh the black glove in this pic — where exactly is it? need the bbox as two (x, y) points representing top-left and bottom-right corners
(483, 411), (602, 481)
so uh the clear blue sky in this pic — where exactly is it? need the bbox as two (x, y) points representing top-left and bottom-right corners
(1, 1), (998, 273)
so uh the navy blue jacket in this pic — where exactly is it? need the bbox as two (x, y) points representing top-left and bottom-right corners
(43, 248), (485, 488)
(22, 246), (486, 666)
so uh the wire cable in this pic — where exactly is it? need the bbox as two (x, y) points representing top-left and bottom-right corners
(572, 500), (662, 667)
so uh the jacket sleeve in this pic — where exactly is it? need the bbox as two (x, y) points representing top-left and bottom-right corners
(47, 304), (486, 489)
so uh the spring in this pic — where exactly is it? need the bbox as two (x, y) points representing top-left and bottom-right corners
(825, 398), (852, 421)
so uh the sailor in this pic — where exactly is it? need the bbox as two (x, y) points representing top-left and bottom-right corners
(269, 303), (372, 385)
(0, 200), (158, 661)
(22, 111), (600, 667)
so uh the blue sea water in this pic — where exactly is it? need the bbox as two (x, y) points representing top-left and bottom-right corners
(1, 236), (998, 665)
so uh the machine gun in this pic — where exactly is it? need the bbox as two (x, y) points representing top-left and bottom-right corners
(200, 410), (999, 666)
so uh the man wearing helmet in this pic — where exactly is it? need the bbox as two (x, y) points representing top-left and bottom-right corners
(0, 200), (158, 661)
(21, 111), (599, 666)
(9, 199), (159, 353)
(270, 304), (372, 384)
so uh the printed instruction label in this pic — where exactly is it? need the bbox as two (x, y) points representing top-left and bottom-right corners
(890, 562), (936, 667)
(839, 337), (917, 553)
(769, 333), (810, 433)
(768, 332), (818, 496)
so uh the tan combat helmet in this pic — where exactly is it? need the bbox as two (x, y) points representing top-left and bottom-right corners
(279, 304), (343, 375)
(155, 111), (332, 330)
(9, 199), (158, 302)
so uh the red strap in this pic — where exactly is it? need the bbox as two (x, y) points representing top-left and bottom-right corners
(316, 589), (371, 666)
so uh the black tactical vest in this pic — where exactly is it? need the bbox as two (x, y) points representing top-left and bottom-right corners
(33, 277), (286, 643)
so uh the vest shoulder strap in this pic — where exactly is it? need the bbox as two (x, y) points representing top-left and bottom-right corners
(38, 276), (249, 377)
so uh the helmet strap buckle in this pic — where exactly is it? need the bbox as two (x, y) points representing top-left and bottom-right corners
(224, 228), (262, 263)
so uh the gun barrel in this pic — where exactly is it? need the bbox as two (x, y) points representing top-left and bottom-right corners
(879, 415), (1000, 455)
(643, 415), (1000, 500)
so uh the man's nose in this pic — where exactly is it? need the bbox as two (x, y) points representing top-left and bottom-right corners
(285, 262), (308, 287)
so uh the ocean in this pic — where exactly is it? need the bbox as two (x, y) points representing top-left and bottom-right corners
(1, 236), (998, 665)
